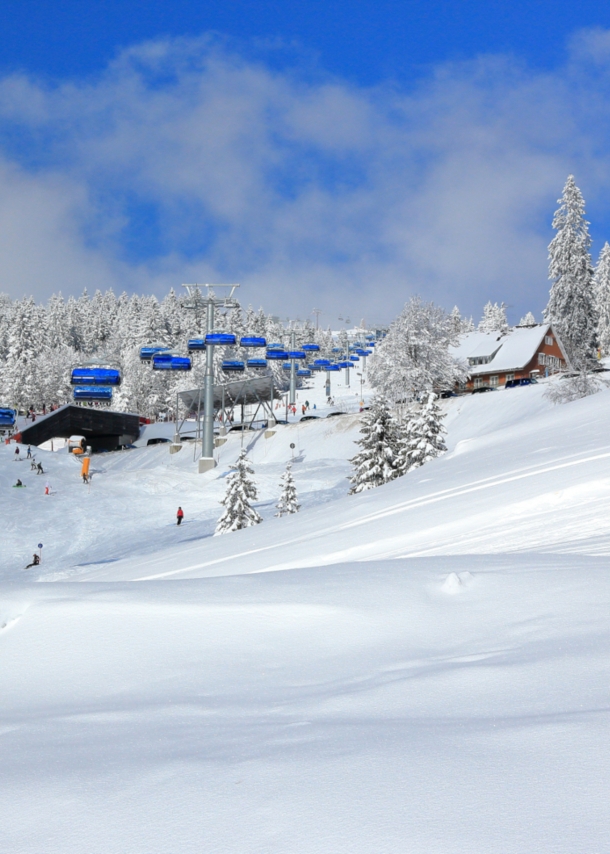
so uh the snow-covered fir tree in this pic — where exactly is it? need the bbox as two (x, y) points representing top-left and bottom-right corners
(593, 242), (610, 355)
(544, 175), (598, 369)
(478, 301), (509, 333)
(519, 311), (537, 327)
(215, 450), (262, 535)
(3, 298), (40, 408)
(349, 396), (400, 494)
(450, 306), (474, 335)
(399, 393), (447, 472)
(368, 297), (467, 405)
(275, 463), (300, 516)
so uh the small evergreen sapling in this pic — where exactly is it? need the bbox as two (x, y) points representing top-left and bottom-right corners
(215, 450), (262, 535)
(349, 397), (399, 494)
(276, 463), (300, 516)
(401, 393), (447, 471)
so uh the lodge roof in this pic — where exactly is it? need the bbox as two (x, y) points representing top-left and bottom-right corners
(450, 323), (559, 375)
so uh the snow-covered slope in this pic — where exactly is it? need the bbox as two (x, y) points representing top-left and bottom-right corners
(2, 379), (610, 853)
(77, 382), (610, 581)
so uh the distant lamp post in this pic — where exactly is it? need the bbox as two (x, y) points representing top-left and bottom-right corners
(357, 372), (364, 408)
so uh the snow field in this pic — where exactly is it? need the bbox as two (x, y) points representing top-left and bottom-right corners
(2, 376), (610, 851)
(1, 554), (609, 853)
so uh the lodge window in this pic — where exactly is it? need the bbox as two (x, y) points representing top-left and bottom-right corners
(505, 373), (514, 382)
(545, 335), (553, 345)
(489, 375), (499, 386)
(474, 376), (486, 388)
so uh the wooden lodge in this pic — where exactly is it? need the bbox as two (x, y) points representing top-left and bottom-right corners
(450, 324), (568, 390)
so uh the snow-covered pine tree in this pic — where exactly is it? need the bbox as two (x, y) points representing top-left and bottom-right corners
(348, 396), (399, 494)
(215, 450), (263, 534)
(593, 242), (610, 355)
(276, 463), (300, 516)
(401, 393), (447, 472)
(478, 301), (509, 333)
(2, 297), (40, 408)
(544, 175), (598, 369)
(519, 311), (537, 327)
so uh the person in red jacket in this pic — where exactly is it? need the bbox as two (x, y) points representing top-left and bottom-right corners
(176, 506), (184, 526)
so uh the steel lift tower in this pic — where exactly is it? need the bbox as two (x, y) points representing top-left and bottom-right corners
(182, 283), (240, 472)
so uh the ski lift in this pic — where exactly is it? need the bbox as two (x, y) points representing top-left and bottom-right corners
(71, 367), (121, 386)
(313, 359), (331, 367)
(140, 345), (168, 361)
(327, 364), (340, 372)
(355, 349), (369, 356)
(266, 349), (289, 360)
(0, 407), (16, 426)
(73, 386), (113, 402)
(302, 343), (320, 352)
(282, 362), (292, 371)
(152, 352), (192, 371)
(332, 347), (342, 353)
(222, 359), (245, 372)
(267, 342), (284, 349)
(240, 336), (267, 348)
(246, 358), (268, 369)
(205, 332), (237, 346)
(338, 361), (352, 369)
(187, 338), (206, 351)
(287, 350), (306, 360)
(350, 355), (360, 362)
(297, 369), (312, 377)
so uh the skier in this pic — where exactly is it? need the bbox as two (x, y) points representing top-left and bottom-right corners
(26, 446), (32, 459)
(25, 554), (40, 568)
(176, 506), (184, 526)
(36, 462), (44, 475)
(13, 478), (24, 487)
(14, 446), (20, 459)
(44, 483), (50, 495)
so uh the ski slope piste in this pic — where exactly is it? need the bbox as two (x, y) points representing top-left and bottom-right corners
(1, 379), (610, 853)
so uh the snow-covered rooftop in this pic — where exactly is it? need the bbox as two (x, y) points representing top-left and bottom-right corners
(451, 324), (551, 375)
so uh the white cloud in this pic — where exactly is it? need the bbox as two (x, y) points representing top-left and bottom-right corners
(0, 34), (609, 323)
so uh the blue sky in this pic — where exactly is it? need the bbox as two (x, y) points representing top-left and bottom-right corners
(1, 1), (610, 324)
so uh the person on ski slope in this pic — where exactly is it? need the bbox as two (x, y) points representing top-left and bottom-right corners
(14, 446), (20, 459)
(26, 446), (31, 459)
(176, 507), (184, 526)
(25, 554), (40, 568)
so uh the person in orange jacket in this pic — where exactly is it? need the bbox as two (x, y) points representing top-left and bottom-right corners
(176, 506), (184, 526)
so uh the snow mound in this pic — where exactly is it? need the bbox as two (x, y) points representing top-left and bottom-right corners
(441, 571), (463, 593)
